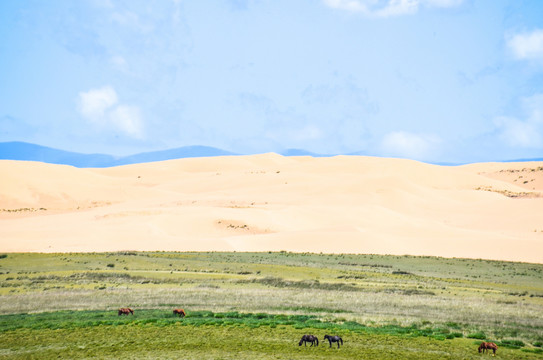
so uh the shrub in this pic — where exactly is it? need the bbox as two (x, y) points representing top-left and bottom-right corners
(467, 332), (486, 340)
(107, 264), (115, 268)
(500, 339), (525, 348)
(392, 270), (412, 275)
(533, 341), (542, 348)
(0, 254), (7, 259)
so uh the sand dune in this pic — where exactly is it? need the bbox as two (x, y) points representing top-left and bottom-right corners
(1, 154), (542, 263)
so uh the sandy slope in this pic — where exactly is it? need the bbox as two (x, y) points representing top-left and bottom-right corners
(1, 155), (542, 263)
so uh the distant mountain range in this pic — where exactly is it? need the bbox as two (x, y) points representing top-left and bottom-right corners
(0, 142), (334, 168)
(0, 142), (238, 167)
(0, 141), (541, 167)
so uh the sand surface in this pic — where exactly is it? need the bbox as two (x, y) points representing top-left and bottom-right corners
(1, 155), (542, 263)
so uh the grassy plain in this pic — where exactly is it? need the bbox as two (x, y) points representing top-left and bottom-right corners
(0, 252), (542, 358)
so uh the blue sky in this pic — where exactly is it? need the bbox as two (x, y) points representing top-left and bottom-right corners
(1, 0), (543, 163)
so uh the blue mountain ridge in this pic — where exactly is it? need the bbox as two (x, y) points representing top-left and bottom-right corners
(0, 142), (541, 168)
(0, 142), (236, 168)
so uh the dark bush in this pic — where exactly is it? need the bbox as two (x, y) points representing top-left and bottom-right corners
(500, 339), (525, 348)
(392, 270), (412, 275)
(467, 332), (486, 340)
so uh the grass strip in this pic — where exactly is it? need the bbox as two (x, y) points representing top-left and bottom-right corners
(0, 309), (490, 342)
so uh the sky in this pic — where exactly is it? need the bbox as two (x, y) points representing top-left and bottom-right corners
(1, 0), (543, 163)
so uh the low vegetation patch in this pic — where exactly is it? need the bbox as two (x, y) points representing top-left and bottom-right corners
(0, 251), (542, 358)
(0, 310), (541, 359)
(0, 309), (471, 340)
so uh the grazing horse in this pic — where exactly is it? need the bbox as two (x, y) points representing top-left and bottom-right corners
(298, 334), (318, 347)
(324, 335), (343, 348)
(173, 308), (186, 317)
(478, 342), (498, 355)
(118, 307), (134, 316)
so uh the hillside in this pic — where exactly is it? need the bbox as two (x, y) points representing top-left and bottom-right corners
(0, 154), (542, 262)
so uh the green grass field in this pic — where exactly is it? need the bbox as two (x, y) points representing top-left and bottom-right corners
(0, 252), (542, 358)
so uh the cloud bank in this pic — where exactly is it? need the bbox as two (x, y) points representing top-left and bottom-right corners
(495, 94), (543, 149)
(380, 131), (441, 160)
(507, 29), (543, 60)
(77, 86), (143, 139)
(322, 0), (463, 17)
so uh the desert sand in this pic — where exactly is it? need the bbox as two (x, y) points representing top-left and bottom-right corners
(1, 154), (542, 263)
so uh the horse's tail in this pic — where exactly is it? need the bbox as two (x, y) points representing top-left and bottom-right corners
(315, 337), (319, 346)
(129, 308), (134, 315)
(340, 337), (343, 345)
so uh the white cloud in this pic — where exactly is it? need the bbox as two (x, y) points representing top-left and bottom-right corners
(380, 131), (440, 159)
(89, 0), (114, 8)
(507, 29), (543, 60)
(109, 105), (144, 139)
(322, 0), (463, 17)
(77, 86), (144, 138)
(494, 117), (541, 148)
(110, 55), (130, 73)
(78, 86), (118, 119)
(425, 0), (463, 6)
(494, 94), (543, 148)
(111, 10), (154, 33)
(290, 125), (324, 142)
(110, 55), (127, 67)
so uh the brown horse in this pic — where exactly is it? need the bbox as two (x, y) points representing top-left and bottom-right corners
(118, 307), (134, 315)
(298, 334), (318, 347)
(478, 342), (498, 355)
(173, 308), (186, 317)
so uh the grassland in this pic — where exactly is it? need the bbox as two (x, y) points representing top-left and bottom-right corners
(0, 252), (542, 359)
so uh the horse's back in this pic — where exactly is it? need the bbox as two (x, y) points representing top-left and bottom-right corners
(173, 308), (186, 316)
